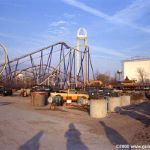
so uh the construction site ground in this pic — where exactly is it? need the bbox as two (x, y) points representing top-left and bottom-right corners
(0, 95), (150, 150)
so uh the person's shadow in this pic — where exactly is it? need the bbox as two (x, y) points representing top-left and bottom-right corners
(65, 123), (88, 150)
(18, 130), (43, 150)
(100, 121), (128, 146)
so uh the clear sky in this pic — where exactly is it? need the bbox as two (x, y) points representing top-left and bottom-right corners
(0, 0), (150, 75)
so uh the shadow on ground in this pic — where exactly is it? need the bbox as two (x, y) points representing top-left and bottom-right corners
(120, 102), (150, 127)
(18, 131), (43, 150)
(124, 101), (150, 116)
(99, 121), (128, 145)
(0, 102), (13, 106)
(65, 123), (88, 150)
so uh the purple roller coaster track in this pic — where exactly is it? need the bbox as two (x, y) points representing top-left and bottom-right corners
(0, 42), (94, 89)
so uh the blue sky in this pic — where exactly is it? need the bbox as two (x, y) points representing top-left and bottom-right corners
(0, 0), (150, 74)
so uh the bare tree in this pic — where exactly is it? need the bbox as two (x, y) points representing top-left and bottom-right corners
(96, 73), (109, 85)
(95, 71), (119, 87)
(137, 67), (147, 84)
(110, 73), (118, 85)
(95, 72), (112, 86)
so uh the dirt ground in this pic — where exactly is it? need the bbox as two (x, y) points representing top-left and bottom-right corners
(0, 95), (150, 150)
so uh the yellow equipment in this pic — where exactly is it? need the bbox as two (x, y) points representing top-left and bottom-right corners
(50, 89), (89, 101)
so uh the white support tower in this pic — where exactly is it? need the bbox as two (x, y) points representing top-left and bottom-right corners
(76, 28), (88, 85)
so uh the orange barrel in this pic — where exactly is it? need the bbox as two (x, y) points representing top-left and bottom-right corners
(31, 92), (49, 106)
(30, 92), (36, 105)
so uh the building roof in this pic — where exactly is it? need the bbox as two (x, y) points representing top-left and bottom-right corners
(123, 57), (150, 62)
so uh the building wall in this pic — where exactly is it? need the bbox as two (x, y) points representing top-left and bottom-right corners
(123, 59), (150, 81)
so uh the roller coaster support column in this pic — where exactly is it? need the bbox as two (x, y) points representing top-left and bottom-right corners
(76, 28), (88, 86)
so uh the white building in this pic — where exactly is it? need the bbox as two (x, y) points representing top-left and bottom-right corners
(123, 58), (150, 82)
